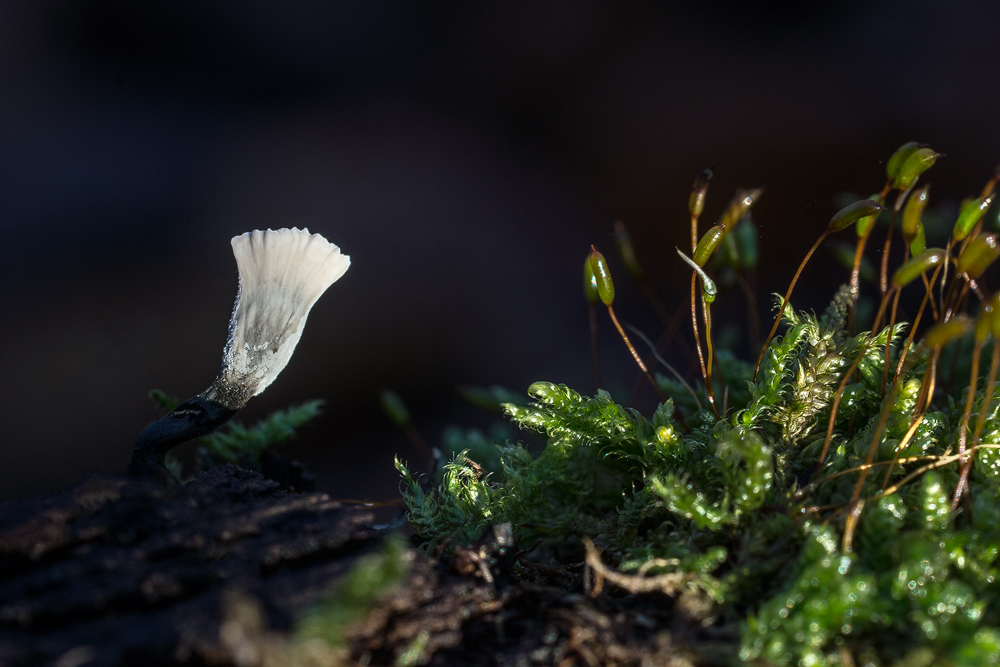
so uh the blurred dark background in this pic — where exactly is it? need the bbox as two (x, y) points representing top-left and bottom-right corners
(2, 0), (999, 501)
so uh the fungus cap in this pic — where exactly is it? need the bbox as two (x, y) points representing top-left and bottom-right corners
(210, 227), (350, 408)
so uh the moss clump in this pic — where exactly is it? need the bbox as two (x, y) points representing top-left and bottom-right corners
(398, 145), (1000, 665)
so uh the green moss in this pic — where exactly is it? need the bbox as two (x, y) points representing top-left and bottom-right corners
(396, 145), (1000, 664)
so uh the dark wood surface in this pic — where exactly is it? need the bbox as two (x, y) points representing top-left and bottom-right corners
(0, 465), (379, 666)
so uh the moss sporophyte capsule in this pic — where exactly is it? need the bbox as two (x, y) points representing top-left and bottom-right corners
(886, 141), (924, 183)
(694, 226), (725, 267)
(583, 256), (600, 303)
(923, 315), (972, 349)
(892, 248), (945, 287)
(957, 233), (1000, 279)
(976, 304), (993, 343)
(829, 199), (885, 233)
(613, 220), (646, 282)
(689, 168), (713, 217)
(893, 147), (939, 190)
(992, 293), (1000, 340)
(853, 195), (882, 238)
(953, 196), (994, 241)
(901, 186), (929, 245)
(910, 221), (927, 255)
(719, 189), (763, 232)
(589, 246), (615, 305)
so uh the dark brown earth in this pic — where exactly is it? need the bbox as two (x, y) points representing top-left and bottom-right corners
(0, 465), (722, 667)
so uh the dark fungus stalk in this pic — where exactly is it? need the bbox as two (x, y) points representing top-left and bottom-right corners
(589, 246), (667, 403)
(129, 228), (351, 479)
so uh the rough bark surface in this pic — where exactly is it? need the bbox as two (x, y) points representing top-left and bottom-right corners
(0, 465), (378, 666)
(0, 467), (709, 667)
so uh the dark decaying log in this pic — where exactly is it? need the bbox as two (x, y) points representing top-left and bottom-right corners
(0, 465), (380, 666)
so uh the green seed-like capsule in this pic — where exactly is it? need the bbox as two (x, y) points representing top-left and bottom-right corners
(953, 196), (993, 241)
(891, 248), (945, 287)
(894, 147), (939, 190)
(689, 168), (713, 218)
(923, 315), (972, 349)
(957, 233), (1000, 279)
(693, 225), (725, 267)
(910, 221), (927, 256)
(583, 255), (599, 303)
(589, 246), (615, 306)
(886, 141), (924, 182)
(719, 188), (763, 232)
(677, 248), (717, 303)
(853, 194), (882, 238)
(380, 389), (411, 428)
(612, 220), (646, 282)
(901, 185), (929, 245)
(976, 303), (993, 343)
(829, 199), (885, 233)
(735, 218), (759, 269)
(991, 293), (1000, 340)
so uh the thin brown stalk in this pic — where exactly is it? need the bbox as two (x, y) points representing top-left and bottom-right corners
(843, 371), (906, 551)
(623, 322), (703, 411)
(880, 414), (927, 488)
(939, 238), (954, 317)
(817, 289), (895, 464)
(689, 270), (719, 415)
(894, 264), (942, 382)
(607, 304), (668, 403)
(702, 294), (720, 417)
(882, 288), (902, 398)
(754, 230), (830, 382)
(951, 336), (985, 510)
(954, 340), (1000, 509)
(848, 182), (891, 334)
(878, 185), (913, 298)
